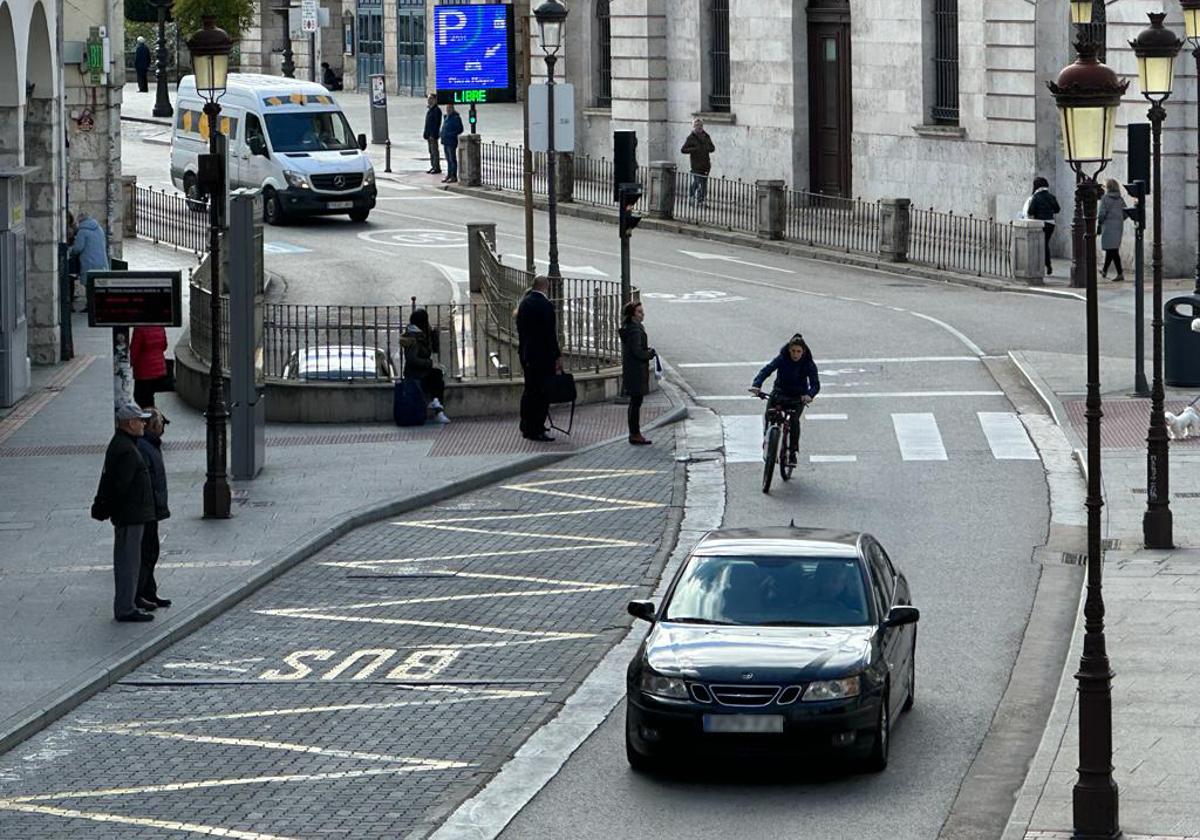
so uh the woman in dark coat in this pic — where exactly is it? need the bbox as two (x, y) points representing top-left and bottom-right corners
(1097, 178), (1127, 282)
(402, 308), (449, 423)
(1025, 176), (1061, 276)
(620, 300), (656, 446)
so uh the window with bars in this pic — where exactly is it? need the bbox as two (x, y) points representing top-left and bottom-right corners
(708, 0), (730, 112)
(931, 0), (959, 124)
(596, 0), (612, 108)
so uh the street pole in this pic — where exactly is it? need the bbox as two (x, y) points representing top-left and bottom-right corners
(151, 0), (173, 118)
(203, 101), (231, 520)
(1130, 179), (1149, 396)
(309, 31), (317, 82)
(1070, 172), (1085, 287)
(544, 51), (561, 290)
(281, 11), (296, 79)
(1144, 99), (1173, 549)
(519, 0), (534, 274)
(1194, 46), (1200, 295)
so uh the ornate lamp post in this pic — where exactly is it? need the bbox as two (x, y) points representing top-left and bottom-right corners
(1048, 35), (1127, 840)
(1069, 0), (1093, 24)
(534, 0), (568, 286)
(1067, 1), (1094, 290)
(1180, 0), (1200, 295)
(188, 16), (233, 520)
(1131, 13), (1183, 551)
(151, 0), (174, 118)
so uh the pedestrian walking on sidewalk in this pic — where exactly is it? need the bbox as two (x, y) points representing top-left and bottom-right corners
(681, 118), (715, 206)
(69, 211), (109, 299)
(620, 300), (656, 446)
(1098, 178), (1128, 282)
(136, 408), (172, 611)
(96, 404), (156, 622)
(516, 276), (562, 442)
(131, 326), (169, 408)
(401, 308), (449, 424)
(1023, 176), (1060, 276)
(440, 103), (464, 184)
(423, 94), (443, 175)
(134, 37), (151, 93)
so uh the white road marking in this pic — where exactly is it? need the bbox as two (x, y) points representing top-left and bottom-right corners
(807, 413), (848, 420)
(47, 559), (257, 574)
(698, 390), (1004, 400)
(678, 250), (796, 274)
(375, 180), (420, 191)
(503, 254), (608, 277)
(163, 658), (265, 674)
(0, 802), (300, 840)
(892, 413), (948, 461)
(264, 584), (628, 614)
(499, 485), (662, 507)
(399, 521), (649, 545)
(375, 194), (462, 201)
(678, 356), (981, 368)
(810, 454), (857, 463)
(319, 543), (647, 569)
(721, 415), (764, 464)
(978, 411), (1040, 460)
(252, 609), (595, 639)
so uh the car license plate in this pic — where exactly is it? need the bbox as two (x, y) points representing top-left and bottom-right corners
(327, 201), (353, 209)
(702, 714), (784, 734)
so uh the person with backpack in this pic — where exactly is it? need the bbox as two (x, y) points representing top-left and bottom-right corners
(1023, 176), (1060, 276)
(401, 308), (449, 424)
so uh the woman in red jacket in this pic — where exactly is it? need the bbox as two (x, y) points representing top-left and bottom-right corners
(130, 327), (169, 408)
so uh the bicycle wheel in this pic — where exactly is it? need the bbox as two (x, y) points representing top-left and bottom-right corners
(762, 426), (780, 494)
(781, 418), (796, 481)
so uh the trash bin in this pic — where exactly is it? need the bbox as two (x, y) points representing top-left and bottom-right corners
(1165, 295), (1200, 387)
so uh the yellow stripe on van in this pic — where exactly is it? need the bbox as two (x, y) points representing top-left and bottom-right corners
(289, 93), (305, 105)
(181, 110), (194, 132)
(316, 95), (331, 105)
(265, 96), (283, 106)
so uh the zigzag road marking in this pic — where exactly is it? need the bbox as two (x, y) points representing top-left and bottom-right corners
(319, 543), (648, 569)
(0, 803), (300, 840)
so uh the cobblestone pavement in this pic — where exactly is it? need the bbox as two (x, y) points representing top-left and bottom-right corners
(0, 434), (681, 840)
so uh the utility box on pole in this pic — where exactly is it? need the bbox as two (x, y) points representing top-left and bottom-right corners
(228, 191), (266, 480)
(0, 170), (32, 408)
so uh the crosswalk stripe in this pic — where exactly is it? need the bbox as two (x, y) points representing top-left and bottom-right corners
(809, 455), (857, 463)
(698, 391), (1004, 401)
(892, 413), (948, 461)
(978, 412), (1039, 460)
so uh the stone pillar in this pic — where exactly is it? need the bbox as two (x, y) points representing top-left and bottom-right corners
(879, 198), (912, 263)
(756, 180), (785, 240)
(555, 152), (574, 203)
(609, 0), (669, 163)
(121, 175), (138, 239)
(467, 222), (497, 294)
(461, 134), (482, 187)
(647, 161), (675, 219)
(24, 96), (62, 365)
(1012, 219), (1048, 285)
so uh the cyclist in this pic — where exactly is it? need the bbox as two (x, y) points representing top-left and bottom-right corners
(750, 333), (820, 466)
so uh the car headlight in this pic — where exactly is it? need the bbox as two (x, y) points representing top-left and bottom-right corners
(364, 167), (375, 186)
(639, 670), (689, 700)
(802, 676), (861, 702)
(283, 170), (310, 190)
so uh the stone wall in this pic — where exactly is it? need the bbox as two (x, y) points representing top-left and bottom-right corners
(24, 95), (62, 364)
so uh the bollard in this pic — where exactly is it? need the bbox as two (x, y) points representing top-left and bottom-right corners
(385, 139), (392, 173)
(1010, 219), (1047, 285)
(878, 198), (911, 263)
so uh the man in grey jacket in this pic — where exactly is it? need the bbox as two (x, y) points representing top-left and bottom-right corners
(98, 404), (157, 622)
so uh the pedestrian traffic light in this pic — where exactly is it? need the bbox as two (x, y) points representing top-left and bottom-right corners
(1124, 179), (1146, 228)
(619, 183), (642, 238)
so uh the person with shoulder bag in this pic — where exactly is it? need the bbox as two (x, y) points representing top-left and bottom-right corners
(1026, 176), (1061, 276)
(620, 300), (656, 446)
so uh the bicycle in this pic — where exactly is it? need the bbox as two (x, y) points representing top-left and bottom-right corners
(751, 390), (806, 494)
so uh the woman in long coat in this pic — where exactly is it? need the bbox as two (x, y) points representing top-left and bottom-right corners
(620, 300), (656, 446)
(1098, 178), (1128, 282)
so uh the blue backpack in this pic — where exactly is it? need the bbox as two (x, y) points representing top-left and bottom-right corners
(393, 379), (427, 427)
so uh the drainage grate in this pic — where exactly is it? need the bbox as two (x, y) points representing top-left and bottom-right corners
(1060, 539), (1120, 566)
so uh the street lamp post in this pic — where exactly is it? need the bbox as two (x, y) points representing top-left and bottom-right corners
(1179, 0), (1200, 295)
(1048, 34), (1127, 839)
(534, 0), (568, 289)
(151, 0), (173, 118)
(188, 16), (233, 520)
(1131, 12), (1183, 551)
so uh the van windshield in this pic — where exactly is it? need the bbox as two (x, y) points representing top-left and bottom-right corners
(265, 111), (357, 153)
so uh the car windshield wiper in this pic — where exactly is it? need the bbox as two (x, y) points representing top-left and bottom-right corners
(760, 620), (830, 627)
(664, 616), (731, 625)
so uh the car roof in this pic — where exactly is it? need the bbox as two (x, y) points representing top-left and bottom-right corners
(292, 346), (388, 371)
(692, 527), (864, 558)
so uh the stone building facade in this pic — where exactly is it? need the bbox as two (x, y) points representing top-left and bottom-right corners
(239, 0), (349, 86)
(562, 0), (1197, 274)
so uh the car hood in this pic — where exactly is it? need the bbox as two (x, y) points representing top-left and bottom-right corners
(643, 623), (874, 683)
(277, 150), (370, 174)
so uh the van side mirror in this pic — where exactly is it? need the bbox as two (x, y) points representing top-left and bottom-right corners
(249, 136), (268, 157)
(628, 600), (657, 623)
(883, 606), (920, 628)
(357, 133), (367, 151)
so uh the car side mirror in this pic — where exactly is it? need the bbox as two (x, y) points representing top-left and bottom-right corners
(249, 136), (268, 157)
(357, 133), (368, 151)
(627, 600), (657, 623)
(884, 605), (920, 628)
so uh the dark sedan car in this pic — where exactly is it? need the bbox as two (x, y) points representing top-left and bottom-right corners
(625, 527), (918, 773)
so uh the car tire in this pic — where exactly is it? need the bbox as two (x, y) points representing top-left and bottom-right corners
(263, 188), (286, 226)
(863, 692), (890, 773)
(625, 731), (658, 774)
(902, 635), (916, 713)
(348, 209), (370, 223)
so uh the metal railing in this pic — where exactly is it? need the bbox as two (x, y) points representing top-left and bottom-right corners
(785, 190), (882, 255)
(479, 141), (547, 195)
(673, 171), (756, 232)
(909, 207), (1013, 278)
(135, 185), (209, 254)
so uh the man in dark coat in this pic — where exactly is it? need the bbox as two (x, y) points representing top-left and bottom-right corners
(99, 404), (157, 621)
(681, 118), (715, 205)
(423, 94), (443, 175)
(440, 103), (464, 183)
(516, 276), (562, 442)
(1025, 176), (1060, 276)
(134, 37), (152, 93)
(136, 409), (172, 611)
(620, 301), (656, 446)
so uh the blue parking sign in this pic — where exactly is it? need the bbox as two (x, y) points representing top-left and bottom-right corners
(433, 3), (516, 104)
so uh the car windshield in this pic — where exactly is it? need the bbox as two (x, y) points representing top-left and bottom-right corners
(662, 555), (872, 627)
(265, 111), (357, 152)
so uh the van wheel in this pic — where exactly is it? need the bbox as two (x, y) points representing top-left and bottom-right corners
(348, 209), (370, 223)
(183, 174), (206, 213)
(263, 188), (286, 226)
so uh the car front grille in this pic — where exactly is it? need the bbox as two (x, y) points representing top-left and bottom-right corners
(311, 173), (364, 191)
(709, 685), (781, 707)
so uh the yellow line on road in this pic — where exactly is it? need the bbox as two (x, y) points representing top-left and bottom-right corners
(252, 609), (596, 638)
(536, 468), (664, 475)
(395, 505), (650, 526)
(399, 522), (646, 545)
(262, 584), (627, 615)
(500, 485), (664, 507)
(0, 802), (298, 840)
(320, 543), (647, 569)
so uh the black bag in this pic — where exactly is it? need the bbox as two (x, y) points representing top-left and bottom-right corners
(394, 378), (428, 427)
(545, 372), (576, 435)
(160, 358), (177, 392)
(90, 474), (111, 522)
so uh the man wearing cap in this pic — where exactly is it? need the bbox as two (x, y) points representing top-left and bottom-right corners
(136, 408), (172, 611)
(99, 404), (157, 621)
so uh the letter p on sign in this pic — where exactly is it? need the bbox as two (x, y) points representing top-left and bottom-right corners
(439, 10), (467, 45)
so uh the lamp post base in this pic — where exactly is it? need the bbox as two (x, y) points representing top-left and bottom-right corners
(203, 480), (232, 520)
(1143, 507), (1173, 550)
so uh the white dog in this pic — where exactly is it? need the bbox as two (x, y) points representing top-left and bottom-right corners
(1165, 405), (1200, 440)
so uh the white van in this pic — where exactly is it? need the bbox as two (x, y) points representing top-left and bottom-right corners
(170, 73), (376, 225)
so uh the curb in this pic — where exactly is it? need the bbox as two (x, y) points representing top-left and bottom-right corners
(0, 397), (688, 757)
(121, 115), (174, 128)
(443, 184), (1082, 301)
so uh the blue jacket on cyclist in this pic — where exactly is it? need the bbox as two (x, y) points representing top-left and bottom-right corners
(752, 335), (820, 399)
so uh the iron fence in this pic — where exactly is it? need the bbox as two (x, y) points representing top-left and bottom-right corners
(135, 184), (209, 254)
(479, 141), (547, 195)
(909, 207), (1013, 278)
(785, 190), (882, 255)
(189, 281), (230, 373)
(673, 171), (757, 232)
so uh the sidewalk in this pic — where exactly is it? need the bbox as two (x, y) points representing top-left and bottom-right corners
(0, 238), (681, 754)
(1003, 350), (1200, 839)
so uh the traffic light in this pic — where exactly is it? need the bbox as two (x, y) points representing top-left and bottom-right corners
(619, 184), (642, 238)
(1124, 180), (1146, 229)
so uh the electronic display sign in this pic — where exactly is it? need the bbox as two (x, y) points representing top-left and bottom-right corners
(433, 3), (516, 105)
(87, 271), (183, 328)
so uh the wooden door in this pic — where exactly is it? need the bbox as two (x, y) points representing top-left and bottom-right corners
(808, 21), (851, 196)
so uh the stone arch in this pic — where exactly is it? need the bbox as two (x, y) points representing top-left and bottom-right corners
(25, 1), (53, 100)
(0, 2), (19, 107)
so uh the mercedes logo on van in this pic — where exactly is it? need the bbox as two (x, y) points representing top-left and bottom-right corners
(333, 175), (346, 189)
